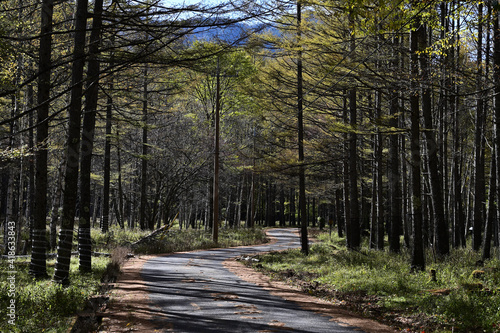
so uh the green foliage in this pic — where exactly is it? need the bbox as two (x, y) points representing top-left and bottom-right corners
(252, 231), (500, 332)
(91, 226), (151, 252)
(0, 257), (109, 333)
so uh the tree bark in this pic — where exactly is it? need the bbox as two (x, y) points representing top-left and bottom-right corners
(348, 11), (360, 251)
(29, 0), (54, 279)
(297, 1), (308, 255)
(79, 0), (104, 273)
(54, 0), (88, 284)
(140, 65), (149, 230)
(419, 23), (449, 257)
(410, 18), (425, 272)
(493, 1), (500, 261)
(473, 2), (486, 251)
(389, 42), (402, 252)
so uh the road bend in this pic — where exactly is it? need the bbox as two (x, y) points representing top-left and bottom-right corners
(141, 228), (365, 333)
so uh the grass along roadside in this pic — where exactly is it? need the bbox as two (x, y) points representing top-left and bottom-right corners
(247, 231), (500, 333)
(0, 225), (268, 333)
(0, 256), (110, 333)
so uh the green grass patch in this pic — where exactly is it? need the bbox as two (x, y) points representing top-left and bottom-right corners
(91, 226), (151, 252)
(0, 256), (109, 333)
(133, 227), (268, 254)
(251, 231), (500, 332)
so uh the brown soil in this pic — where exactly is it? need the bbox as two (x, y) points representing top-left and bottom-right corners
(223, 259), (397, 333)
(98, 254), (168, 332)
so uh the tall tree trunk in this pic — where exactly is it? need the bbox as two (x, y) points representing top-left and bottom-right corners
(482, 1), (495, 260)
(101, 92), (112, 233)
(375, 91), (384, 250)
(389, 35), (402, 252)
(297, 1), (308, 255)
(27, 84), (35, 248)
(54, 0), (88, 284)
(30, 0), (54, 279)
(79, 0), (104, 273)
(493, 1), (500, 261)
(348, 12), (360, 250)
(410, 18), (425, 272)
(101, 10), (116, 234)
(343, 90), (351, 245)
(452, 0), (466, 248)
(116, 129), (125, 227)
(140, 65), (149, 230)
(370, 98), (377, 249)
(420, 23), (449, 257)
(473, 3), (486, 251)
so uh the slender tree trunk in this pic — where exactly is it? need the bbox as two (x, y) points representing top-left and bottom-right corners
(375, 91), (384, 250)
(343, 90), (351, 245)
(493, 1), (500, 261)
(297, 1), (308, 255)
(389, 47), (402, 253)
(420, 23), (449, 257)
(54, 0), (88, 284)
(101, 92), (112, 233)
(370, 117), (378, 250)
(452, 0), (466, 248)
(140, 65), (149, 230)
(79, 0), (104, 273)
(29, 0), (54, 279)
(473, 3), (486, 251)
(348, 12), (360, 250)
(472, 3), (486, 251)
(27, 84), (35, 247)
(116, 129), (125, 227)
(410, 18), (425, 272)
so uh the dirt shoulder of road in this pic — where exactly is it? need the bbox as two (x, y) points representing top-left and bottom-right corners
(98, 254), (168, 332)
(98, 230), (397, 333)
(223, 259), (397, 333)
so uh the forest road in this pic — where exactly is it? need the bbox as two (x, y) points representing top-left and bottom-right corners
(140, 228), (396, 333)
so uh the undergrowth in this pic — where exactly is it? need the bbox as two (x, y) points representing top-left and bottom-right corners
(251, 231), (500, 332)
(133, 227), (268, 254)
(0, 256), (109, 333)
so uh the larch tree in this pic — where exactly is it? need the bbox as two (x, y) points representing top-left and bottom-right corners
(29, 0), (54, 279)
(409, 11), (425, 272)
(53, 0), (88, 284)
(297, 0), (309, 255)
(78, 0), (105, 272)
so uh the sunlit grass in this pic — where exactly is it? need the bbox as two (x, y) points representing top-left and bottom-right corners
(133, 227), (268, 254)
(252, 231), (500, 332)
(0, 256), (109, 333)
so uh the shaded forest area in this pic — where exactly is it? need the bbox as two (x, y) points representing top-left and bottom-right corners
(1, 0), (499, 283)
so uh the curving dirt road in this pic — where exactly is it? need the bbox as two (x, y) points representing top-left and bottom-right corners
(134, 229), (396, 333)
